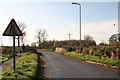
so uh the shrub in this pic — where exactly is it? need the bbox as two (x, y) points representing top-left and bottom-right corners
(67, 47), (73, 52)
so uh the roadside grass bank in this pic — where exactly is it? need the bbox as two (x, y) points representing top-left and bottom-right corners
(37, 49), (53, 52)
(2, 52), (38, 79)
(64, 52), (120, 69)
(0, 54), (12, 64)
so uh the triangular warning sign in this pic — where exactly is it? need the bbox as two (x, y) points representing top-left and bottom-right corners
(3, 19), (23, 36)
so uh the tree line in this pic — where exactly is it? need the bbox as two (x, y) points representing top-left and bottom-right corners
(34, 31), (120, 52)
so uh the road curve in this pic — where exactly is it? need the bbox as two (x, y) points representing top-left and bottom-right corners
(37, 50), (118, 78)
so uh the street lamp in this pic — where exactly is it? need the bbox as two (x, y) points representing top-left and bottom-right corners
(72, 2), (82, 53)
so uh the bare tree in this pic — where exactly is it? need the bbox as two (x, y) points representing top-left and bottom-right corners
(36, 28), (42, 47)
(17, 21), (26, 46)
(42, 29), (48, 42)
(84, 35), (93, 41)
(36, 28), (48, 47)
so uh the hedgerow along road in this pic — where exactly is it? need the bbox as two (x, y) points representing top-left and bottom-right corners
(37, 50), (118, 78)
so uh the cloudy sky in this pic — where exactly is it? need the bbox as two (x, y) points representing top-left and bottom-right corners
(0, 0), (119, 46)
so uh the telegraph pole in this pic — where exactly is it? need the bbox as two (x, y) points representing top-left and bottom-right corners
(68, 34), (71, 40)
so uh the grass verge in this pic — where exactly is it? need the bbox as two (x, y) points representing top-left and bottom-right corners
(2, 52), (38, 79)
(37, 49), (53, 52)
(0, 54), (12, 64)
(64, 52), (120, 67)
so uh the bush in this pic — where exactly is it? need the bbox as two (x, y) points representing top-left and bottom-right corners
(67, 47), (73, 52)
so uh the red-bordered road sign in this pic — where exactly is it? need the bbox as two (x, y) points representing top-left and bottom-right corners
(3, 19), (23, 36)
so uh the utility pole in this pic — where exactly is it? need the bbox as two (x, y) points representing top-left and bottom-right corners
(68, 34), (71, 40)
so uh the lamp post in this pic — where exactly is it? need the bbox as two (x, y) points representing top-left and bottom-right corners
(72, 2), (82, 53)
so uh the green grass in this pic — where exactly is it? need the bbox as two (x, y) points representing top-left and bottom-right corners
(0, 54), (12, 64)
(37, 49), (47, 51)
(37, 48), (53, 52)
(64, 52), (120, 67)
(2, 52), (38, 79)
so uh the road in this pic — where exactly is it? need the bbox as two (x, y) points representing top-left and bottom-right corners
(37, 50), (119, 78)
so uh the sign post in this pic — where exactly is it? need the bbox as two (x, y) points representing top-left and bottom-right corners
(13, 36), (15, 70)
(3, 19), (23, 71)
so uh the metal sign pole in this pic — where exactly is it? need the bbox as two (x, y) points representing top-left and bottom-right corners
(13, 36), (15, 70)
(13, 24), (16, 71)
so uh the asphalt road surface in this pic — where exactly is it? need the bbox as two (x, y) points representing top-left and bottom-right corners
(37, 50), (119, 78)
